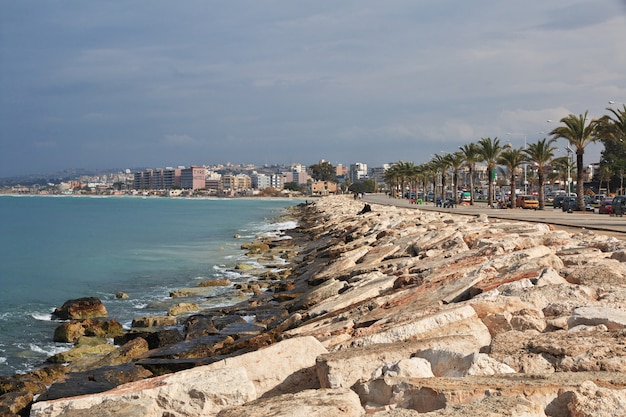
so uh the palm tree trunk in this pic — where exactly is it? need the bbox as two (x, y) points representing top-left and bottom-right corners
(576, 152), (585, 211)
(538, 171), (545, 209)
(510, 171), (516, 208)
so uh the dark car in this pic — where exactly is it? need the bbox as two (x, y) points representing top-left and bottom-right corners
(613, 196), (626, 216)
(599, 198), (613, 215)
(562, 196), (594, 212)
(553, 195), (567, 209)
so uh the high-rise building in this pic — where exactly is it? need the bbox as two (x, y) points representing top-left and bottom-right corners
(181, 166), (206, 190)
(349, 163), (368, 183)
(251, 173), (271, 190)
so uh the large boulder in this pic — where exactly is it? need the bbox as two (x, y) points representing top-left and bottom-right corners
(52, 297), (108, 320)
(216, 388), (364, 417)
(30, 336), (328, 417)
(53, 319), (124, 343)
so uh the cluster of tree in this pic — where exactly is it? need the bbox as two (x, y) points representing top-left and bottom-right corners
(308, 161), (338, 182)
(383, 105), (626, 211)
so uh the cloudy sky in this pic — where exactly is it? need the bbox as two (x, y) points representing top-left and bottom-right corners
(1, 1), (625, 177)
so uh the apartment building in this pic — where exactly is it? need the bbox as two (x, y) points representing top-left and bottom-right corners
(310, 181), (338, 196)
(221, 173), (251, 192)
(181, 166), (206, 190)
(369, 164), (391, 186)
(251, 173), (271, 190)
(349, 162), (368, 183)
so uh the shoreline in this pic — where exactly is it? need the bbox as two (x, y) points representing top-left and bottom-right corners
(0, 198), (305, 377)
(7, 195), (626, 416)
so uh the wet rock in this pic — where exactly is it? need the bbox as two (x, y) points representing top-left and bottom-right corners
(131, 315), (177, 328)
(115, 328), (183, 350)
(37, 363), (153, 401)
(52, 297), (108, 320)
(68, 337), (150, 372)
(168, 302), (199, 316)
(53, 319), (124, 343)
(198, 278), (231, 287)
(241, 241), (271, 254)
(0, 390), (33, 416)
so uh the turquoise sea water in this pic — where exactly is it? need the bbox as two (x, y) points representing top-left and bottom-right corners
(0, 195), (302, 376)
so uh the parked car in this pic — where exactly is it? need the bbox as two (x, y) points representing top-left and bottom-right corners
(553, 194), (566, 209)
(593, 194), (606, 204)
(554, 193), (577, 209)
(562, 196), (594, 212)
(516, 195), (539, 210)
(613, 196), (626, 216)
(598, 198), (613, 214)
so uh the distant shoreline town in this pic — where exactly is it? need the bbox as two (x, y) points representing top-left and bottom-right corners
(0, 161), (377, 198)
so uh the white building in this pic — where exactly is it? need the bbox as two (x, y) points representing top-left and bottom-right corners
(349, 162), (368, 183)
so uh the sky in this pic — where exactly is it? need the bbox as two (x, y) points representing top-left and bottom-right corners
(1, 1), (626, 177)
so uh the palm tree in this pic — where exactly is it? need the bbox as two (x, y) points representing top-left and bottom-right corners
(551, 156), (576, 193)
(398, 161), (416, 198)
(549, 111), (596, 211)
(459, 143), (480, 205)
(383, 166), (398, 197)
(478, 137), (503, 207)
(431, 154), (450, 203)
(384, 162), (414, 198)
(498, 147), (527, 208)
(524, 137), (558, 209)
(596, 165), (612, 195)
(595, 104), (626, 143)
(595, 105), (626, 193)
(446, 152), (465, 205)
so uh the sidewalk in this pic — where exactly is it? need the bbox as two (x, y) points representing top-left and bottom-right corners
(362, 193), (626, 237)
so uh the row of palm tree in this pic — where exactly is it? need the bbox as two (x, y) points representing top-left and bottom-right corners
(384, 105), (626, 211)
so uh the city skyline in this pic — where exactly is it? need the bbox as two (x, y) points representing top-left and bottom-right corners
(1, 1), (625, 177)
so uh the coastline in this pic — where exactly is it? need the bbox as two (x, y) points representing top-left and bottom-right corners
(6, 195), (626, 416)
(0, 197), (305, 378)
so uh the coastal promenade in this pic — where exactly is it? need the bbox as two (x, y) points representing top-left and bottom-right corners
(363, 193), (626, 238)
(15, 195), (626, 416)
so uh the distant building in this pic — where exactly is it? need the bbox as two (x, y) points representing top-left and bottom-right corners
(221, 173), (251, 192)
(270, 174), (283, 190)
(181, 166), (206, 190)
(163, 168), (182, 189)
(335, 164), (348, 177)
(310, 181), (338, 196)
(349, 163), (368, 183)
(369, 164), (391, 186)
(251, 173), (271, 190)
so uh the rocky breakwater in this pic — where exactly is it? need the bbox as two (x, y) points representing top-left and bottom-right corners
(21, 195), (626, 416)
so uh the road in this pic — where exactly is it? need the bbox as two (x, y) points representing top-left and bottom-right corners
(362, 193), (626, 239)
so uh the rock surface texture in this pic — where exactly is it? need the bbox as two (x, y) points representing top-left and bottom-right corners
(18, 196), (626, 416)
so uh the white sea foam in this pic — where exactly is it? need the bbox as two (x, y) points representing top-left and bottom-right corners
(31, 312), (53, 321)
(27, 342), (70, 357)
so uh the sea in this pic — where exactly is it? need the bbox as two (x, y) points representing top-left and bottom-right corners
(0, 195), (303, 376)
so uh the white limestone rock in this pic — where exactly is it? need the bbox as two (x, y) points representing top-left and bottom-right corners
(567, 306), (626, 330)
(216, 388), (364, 417)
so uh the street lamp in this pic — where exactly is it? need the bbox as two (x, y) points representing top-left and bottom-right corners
(565, 146), (573, 195)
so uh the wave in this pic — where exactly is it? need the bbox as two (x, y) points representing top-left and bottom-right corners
(31, 311), (54, 322)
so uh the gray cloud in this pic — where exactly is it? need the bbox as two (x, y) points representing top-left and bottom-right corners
(1, 0), (625, 176)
